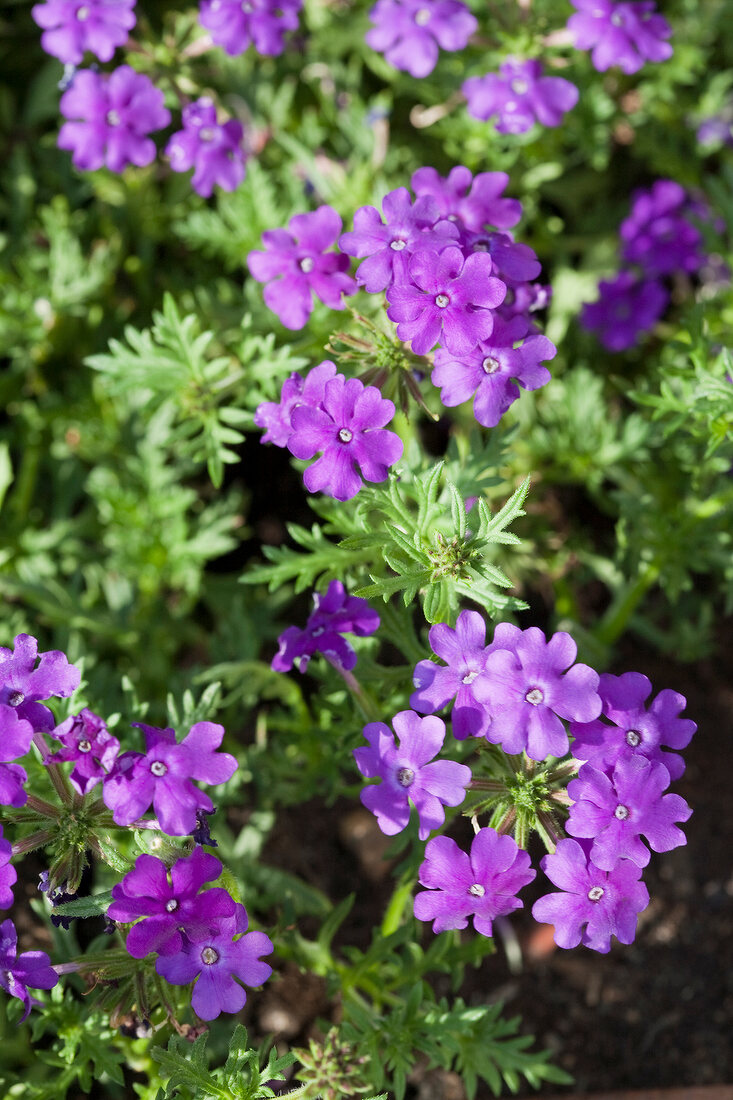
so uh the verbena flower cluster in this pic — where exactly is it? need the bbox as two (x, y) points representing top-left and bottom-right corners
(463, 58), (579, 134)
(581, 179), (712, 351)
(0, 633), (273, 1024)
(566, 0), (673, 74)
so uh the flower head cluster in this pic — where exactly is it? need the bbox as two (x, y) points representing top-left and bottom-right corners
(248, 207), (357, 330)
(338, 166), (553, 426)
(32, 0), (136, 63)
(102, 721), (237, 836)
(47, 708), (119, 796)
(365, 0), (477, 78)
(109, 849), (272, 1020)
(414, 828), (535, 935)
(463, 58), (578, 134)
(199, 0), (302, 57)
(58, 66), (170, 173)
(272, 579), (380, 673)
(567, 0), (673, 74)
(581, 180), (710, 351)
(166, 98), (247, 198)
(353, 710), (472, 840)
(0, 632), (81, 732)
(255, 361), (403, 501)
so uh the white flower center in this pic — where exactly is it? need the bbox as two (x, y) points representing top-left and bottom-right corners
(310, 625), (326, 638)
(610, 10), (625, 25)
(165, 899), (179, 913)
(338, 428), (353, 443)
(106, 109), (121, 127)
(587, 885), (604, 902)
(150, 760), (168, 777)
(396, 766), (415, 788)
(614, 804), (630, 820)
(7, 691), (24, 707)
(76, 5), (90, 20)
(482, 356), (500, 375)
(525, 687), (544, 706)
(78, 739), (92, 754)
(626, 729), (641, 747)
(469, 883), (485, 897)
(511, 78), (529, 95)
(299, 257), (314, 273)
(462, 670), (479, 685)
(201, 946), (219, 965)
(198, 127), (215, 142)
(390, 239), (407, 251)
(414, 7), (431, 24)
(435, 294), (450, 308)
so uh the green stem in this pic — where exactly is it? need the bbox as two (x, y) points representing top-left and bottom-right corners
(594, 561), (661, 648)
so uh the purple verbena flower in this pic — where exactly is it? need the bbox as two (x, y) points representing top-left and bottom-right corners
(0, 633), (81, 732)
(0, 828), (16, 910)
(432, 315), (555, 428)
(287, 373), (403, 501)
(531, 837), (649, 953)
(254, 360), (338, 448)
(0, 707), (33, 808)
(698, 114), (733, 149)
(386, 246), (505, 356)
(619, 180), (706, 277)
(462, 229), (541, 284)
(32, 0), (136, 64)
(463, 58), (579, 134)
(166, 98), (247, 198)
(108, 848), (237, 958)
(570, 672), (696, 781)
(353, 710), (472, 840)
(58, 66), (171, 173)
(472, 625), (602, 761)
(339, 187), (457, 293)
(411, 166), (522, 231)
(414, 828), (535, 934)
(498, 279), (552, 324)
(567, 0), (673, 74)
(199, 0), (302, 56)
(366, 0), (477, 79)
(0, 919), (58, 1021)
(156, 903), (273, 1020)
(103, 721), (237, 836)
(580, 271), (668, 351)
(566, 756), (692, 870)
(247, 206), (357, 330)
(47, 708), (119, 796)
(272, 579), (380, 673)
(410, 612), (516, 740)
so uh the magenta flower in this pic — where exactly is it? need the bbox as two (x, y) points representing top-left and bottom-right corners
(366, 0), (477, 78)
(108, 849), (237, 958)
(580, 272), (668, 351)
(254, 361), (338, 448)
(0, 919), (58, 1021)
(103, 721), (237, 836)
(570, 672), (696, 781)
(247, 206), (357, 330)
(619, 180), (706, 278)
(472, 626), (602, 761)
(414, 828), (535, 935)
(199, 0), (302, 56)
(156, 903), (273, 1020)
(532, 838), (649, 953)
(432, 315), (555, 428)
(567, 0), (673, 74)
(462, 229), (541, 284)
(463, 58), (579, 134)
(287, 373), (403, 501)
(47, 708), (119, 796)
(353, 710), (472, 840)
(0, 632), (81, 732)
(58, 66), (171, 173)
(166, 98), (246, 198)
(566, 756), (692, 871)
(411, 166), (522, 231)
(32, 0), (136, 63)
(386, 246), (505, 356)
(0, 828), (17, 910)
(339, 187), (456, 293)
(0, 705), (34, 809)
(272, 580), (379, 674)
(410, 612), (515, 740)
